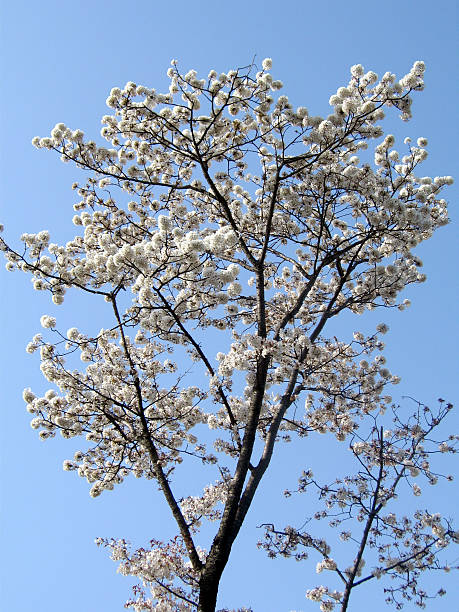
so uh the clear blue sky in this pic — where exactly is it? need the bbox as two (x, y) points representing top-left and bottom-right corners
(0, 1), (458, 611)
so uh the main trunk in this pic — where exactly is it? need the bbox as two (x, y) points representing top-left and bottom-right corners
(197, 556), (226, 612)
(197, 355), (271, 611)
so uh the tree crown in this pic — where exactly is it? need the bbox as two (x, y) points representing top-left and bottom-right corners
(1, 58), (456, 611)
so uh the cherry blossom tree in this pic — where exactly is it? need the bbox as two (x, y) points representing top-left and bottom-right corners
(1, 58), (457, 611)
(259, 398), (458, 611)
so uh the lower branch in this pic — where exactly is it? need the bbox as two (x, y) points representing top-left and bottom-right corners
(111, 295), (202, 572)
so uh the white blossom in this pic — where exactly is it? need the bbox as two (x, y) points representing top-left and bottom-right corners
(40, 315), (56, 329)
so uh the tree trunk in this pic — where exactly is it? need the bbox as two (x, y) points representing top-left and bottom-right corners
(197, 355), (271, 611)
(197, 558), (225, 612)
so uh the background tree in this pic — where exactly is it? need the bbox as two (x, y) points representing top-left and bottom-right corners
(1, 58), (457, 611)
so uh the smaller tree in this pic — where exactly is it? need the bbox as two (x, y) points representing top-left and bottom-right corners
(260, 399), (458, 611)
(1, 57), (457, 611)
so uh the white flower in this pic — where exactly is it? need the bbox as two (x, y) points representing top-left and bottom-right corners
(306, 586), (328, 602)
(67, 327), (79, 340)
(30, 417), (42, 430)
(23, 388), (36, 403)
(350, 64), (364, 77)
(316, 558), (337, 573)
(40, 315), (56, 329)
(227, 282), (242, 297)
(90, 483), (102, 498)
(158, 215), (172, 231)
(262, 58), (273, 71)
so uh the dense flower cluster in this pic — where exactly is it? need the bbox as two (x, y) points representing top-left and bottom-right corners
(96, 536), (203, 611)
(1, 58), (455, 610)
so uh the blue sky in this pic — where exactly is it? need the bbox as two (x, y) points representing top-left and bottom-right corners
(0, 1), (458, 610)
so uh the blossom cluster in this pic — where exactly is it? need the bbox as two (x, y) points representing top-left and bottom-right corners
(96, 536), (204, 611)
